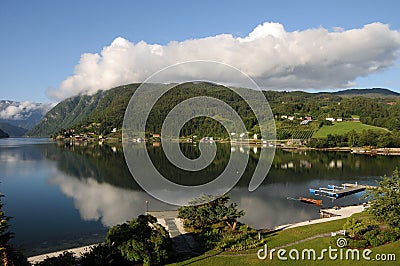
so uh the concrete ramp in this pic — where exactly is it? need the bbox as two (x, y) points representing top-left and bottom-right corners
(147, 210), (198, 254)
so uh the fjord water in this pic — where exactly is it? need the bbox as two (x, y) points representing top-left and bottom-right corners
(1, 138), (399, 255)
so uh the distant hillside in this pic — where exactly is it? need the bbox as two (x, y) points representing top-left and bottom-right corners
(27, 84), (140, 137)
(331, 88), (400, 98)
(0, 122), (28, 136)
(27, 83), (263, 137)
(0, 128), (9, 138)
(28, 84), (400, 138)
(0, 100), (53, 129)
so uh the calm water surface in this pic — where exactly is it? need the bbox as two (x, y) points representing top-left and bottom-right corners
(1, 138), (399, 255)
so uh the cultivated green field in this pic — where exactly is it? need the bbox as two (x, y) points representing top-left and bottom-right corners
(312, 122), (389, 138)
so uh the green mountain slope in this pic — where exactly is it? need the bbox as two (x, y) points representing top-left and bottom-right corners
(27, 83), (264, 137)
(27, 84), (400, 138)
(27, 84), (140, 137)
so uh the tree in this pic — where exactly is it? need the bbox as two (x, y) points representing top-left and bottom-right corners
(343, 218), (368, 238)
(347, 130), (359, 147)
(365, 169), (400, 227)
(0, 194), (12, 265)
(1, 193), (29, 266)
(105, 215), (173, 266)
(377, 132), (393, 148)
(178, 194), (245, 231)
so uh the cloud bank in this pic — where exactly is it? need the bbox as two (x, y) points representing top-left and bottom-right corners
(0, 101), (54, 120)
(47, 22), (400, 100)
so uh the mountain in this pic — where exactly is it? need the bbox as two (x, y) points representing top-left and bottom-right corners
(27, 84), (140, 137)
(0, 128), (9, 138)
(27, 84), (400, 137)
(28, 82), (264, 137)
(330, 88), (400, 98)
(0, 100), (54, 130)
(0, 122), (27, 137)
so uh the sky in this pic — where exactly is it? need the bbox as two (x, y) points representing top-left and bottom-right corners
(1, 0), (400, 103)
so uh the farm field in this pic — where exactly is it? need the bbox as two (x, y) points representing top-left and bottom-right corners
(276, 121), (320, 140)
(312, 122), (389, 138)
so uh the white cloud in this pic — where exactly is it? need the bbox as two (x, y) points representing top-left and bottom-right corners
(0, 101), (54, 120)
(47, 22), (400, 100)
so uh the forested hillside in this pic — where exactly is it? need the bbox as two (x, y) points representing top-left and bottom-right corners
(27, 83), (400, 141)
(27, 84), (140, 136)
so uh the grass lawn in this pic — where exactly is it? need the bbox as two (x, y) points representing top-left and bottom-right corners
(169, 213), (399, 265)
(168, 217), (348, 265)
(264, 218), (347, 248)
(264, 237), (400, 265)
(313, 122), (388, 138)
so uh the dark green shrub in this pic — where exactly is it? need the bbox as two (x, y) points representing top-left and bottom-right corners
(348, 239), (369, 249)
(364, 229), (387, 247)
(105, 214), (173, 266)
(343, 217), (368, 238)
(378, 230), (395, 244)
(80, 244), (129, 266)
(391, 227), (400, 241)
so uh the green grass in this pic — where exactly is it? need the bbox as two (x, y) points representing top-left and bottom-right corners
(265, 218), (347, 248)
(263, 237), (400, 265)
(168, 218), (348, 265)
(169, 214), (399, 265)
(313, 122), (388, 138)
(173, 239), (400, 265)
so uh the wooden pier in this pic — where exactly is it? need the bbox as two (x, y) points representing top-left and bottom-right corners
(309, 183), (373, 199)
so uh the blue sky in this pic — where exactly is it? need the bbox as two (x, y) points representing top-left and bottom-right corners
(1, 0), (400, 103)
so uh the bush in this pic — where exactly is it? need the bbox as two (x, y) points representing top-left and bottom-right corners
(365, 169), (400, 227)
(363, 228), (392, 247)
(389, 227), (400, 241)
(198, 224), (264, 252)
(348, 239), (369, 249)
(105, 214), (173, 266)
(80, 244), (129, 266)
(343, 218), (368, 238)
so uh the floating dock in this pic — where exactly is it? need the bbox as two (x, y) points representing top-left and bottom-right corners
(309, 183), (373, 199)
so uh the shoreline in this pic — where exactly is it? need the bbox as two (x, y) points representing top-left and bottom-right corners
(282, 146), (400, 156)
(51, 136), (400, 156)
(27, 244), (99, 264)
